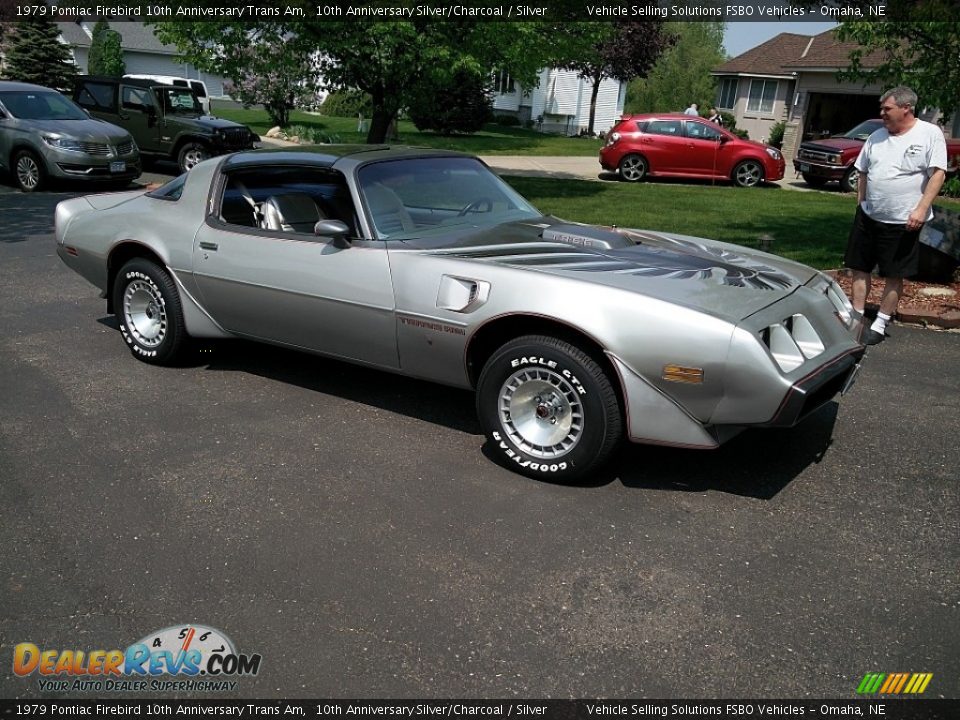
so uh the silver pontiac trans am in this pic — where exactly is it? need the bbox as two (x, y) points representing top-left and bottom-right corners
(56, 146), (864, 481)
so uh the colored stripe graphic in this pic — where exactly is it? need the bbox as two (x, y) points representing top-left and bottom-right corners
(857, 672), (932, 694)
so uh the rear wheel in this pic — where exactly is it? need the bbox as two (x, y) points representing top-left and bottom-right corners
(476, 335), (622, 482)
(13, 149), (45, 192)
(732, 159), (764, 187)
(801, 173), (828, 188)
(113, 259), (188, 365)
(618, 154), (648, 182)
(841, 167), (859, 193)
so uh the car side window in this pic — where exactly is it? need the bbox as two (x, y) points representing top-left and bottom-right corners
(685, 121), (722, 141)
(646, 120), (682, 137)
(121, 87), (152, 112)
(76, 82), (117, 112)
(216, 167), (358, 238)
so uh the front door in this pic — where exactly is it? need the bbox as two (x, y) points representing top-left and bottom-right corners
(681, 119), (728, 177)
(191, 167), (398, 368)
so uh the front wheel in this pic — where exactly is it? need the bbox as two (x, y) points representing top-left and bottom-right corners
(841, 167), (859, 193)
(732, 159), (764, 187)
(476, 336), (622, 482)
(177, 142), (210, 173)
(13, 149), (46, 192)
(113, 259), (188, 365)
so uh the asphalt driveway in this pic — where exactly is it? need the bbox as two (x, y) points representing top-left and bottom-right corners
(0, 185), (958, 700)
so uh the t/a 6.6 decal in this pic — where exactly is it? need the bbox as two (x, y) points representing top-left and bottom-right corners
(13, 624), (262, 693)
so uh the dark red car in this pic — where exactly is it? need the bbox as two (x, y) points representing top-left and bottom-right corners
(600, 113), (786, 187)
(794, 118), (960, 192)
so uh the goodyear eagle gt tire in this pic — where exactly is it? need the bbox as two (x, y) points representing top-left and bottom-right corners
(477, 335), (622, 481)
(113, 259), (188, 365)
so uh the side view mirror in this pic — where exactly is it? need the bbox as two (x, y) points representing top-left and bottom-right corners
(315, 219), (351, 247)
(719, 135), (730, 144)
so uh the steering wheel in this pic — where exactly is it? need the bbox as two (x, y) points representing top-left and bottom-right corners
(458, 197), (494, 217)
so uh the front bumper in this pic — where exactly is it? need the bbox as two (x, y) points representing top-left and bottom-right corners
(44, 147), (142, 182)
(793, 159), (845, 181)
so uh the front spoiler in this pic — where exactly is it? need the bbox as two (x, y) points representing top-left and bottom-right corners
(760, 348), (865, 428)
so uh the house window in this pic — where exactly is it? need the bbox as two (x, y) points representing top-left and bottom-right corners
(494, 70), (515, 95)
(718, 78), (738, 110)
(747, 79), (778, 115)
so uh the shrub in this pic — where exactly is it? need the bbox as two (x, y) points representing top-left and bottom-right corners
(285, 125), (343, 144)
(493, 114), (521, 127)
(767, 121), (786, 148)
(320, 90), (372, 118)
(408, 67), (492, 135)
(941, 176), (960, 198)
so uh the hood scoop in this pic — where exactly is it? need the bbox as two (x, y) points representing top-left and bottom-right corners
(541, 224), (636, 251)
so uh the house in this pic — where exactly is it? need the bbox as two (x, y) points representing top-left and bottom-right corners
(55, 20), (230, 98)
(491, 68), (626, 135)
(712, 29), (956, 163)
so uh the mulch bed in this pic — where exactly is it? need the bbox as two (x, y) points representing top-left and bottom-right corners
(828, 269), (960, 329)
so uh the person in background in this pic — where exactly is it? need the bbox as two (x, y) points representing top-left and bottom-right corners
(684, 102), (699, 117)
(844, 86), (947, 345)
(708, 107), (723, 125)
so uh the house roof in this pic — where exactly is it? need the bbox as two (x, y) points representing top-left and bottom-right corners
(57, 20), (176, 55)
(713, 29), (889, 77)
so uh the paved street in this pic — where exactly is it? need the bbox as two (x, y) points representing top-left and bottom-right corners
(1, 184), (958, 699)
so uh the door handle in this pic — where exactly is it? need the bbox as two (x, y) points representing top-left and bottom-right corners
(199, 242), (219, 251)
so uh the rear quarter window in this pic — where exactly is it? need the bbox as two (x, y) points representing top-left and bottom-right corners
(76, 82), (117, 112)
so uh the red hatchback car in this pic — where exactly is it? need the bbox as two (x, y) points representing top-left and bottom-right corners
(600, 113), (785, 187)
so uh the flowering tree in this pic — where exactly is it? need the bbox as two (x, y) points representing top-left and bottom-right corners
(220, 36), (318, 128)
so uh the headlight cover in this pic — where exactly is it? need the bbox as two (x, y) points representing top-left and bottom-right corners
(765, 147), (782, 160)
(41, 135), (85, 153)
(808, 272), (856, 328)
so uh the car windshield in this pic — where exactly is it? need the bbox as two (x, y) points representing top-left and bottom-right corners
(357, 157), (540, 241)
(0, 91), (88, 120)
(843, 119), (883, 140)
(159, 87), (201, 115)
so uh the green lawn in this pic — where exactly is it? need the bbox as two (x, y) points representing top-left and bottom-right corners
(502, 176), (860, 270)
(211, 101), (603, 156)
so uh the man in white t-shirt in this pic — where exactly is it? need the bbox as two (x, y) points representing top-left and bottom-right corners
(684, 103), (699, 117)
(845, 86), (947, 345)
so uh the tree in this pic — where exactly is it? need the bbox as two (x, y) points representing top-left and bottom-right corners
(87, 20), (125, 77)
(152, 20), (596, 144)
(624, 22), (726, 115)
(2, 17), (77, 91)
(408, 65), (493, 135)
(562, 21), (674, 135)
(836, 21), (960, 123)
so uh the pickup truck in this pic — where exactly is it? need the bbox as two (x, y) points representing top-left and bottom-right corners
(793, 118), (960, 192)
(73, 76), (258, 173)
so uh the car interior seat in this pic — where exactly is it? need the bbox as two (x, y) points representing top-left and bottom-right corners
(262, 194), (327, 233)
(364, 183), (416, 236)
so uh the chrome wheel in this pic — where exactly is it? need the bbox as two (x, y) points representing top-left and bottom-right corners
(16, 155), (41, 191)
(734, 160), (763, 187)
(123, 279), (167, 348)
(619, 154), (647, 182)
(498, 368), (584, 459)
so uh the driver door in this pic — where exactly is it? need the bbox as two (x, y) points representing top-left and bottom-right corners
(191, 168), (398, 368)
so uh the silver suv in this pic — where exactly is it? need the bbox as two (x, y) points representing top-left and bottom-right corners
(0, 80), (141, 192)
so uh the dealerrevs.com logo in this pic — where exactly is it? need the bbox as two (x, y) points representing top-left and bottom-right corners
(856, 672), (933, 695)
(14, 624), (262, 693)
